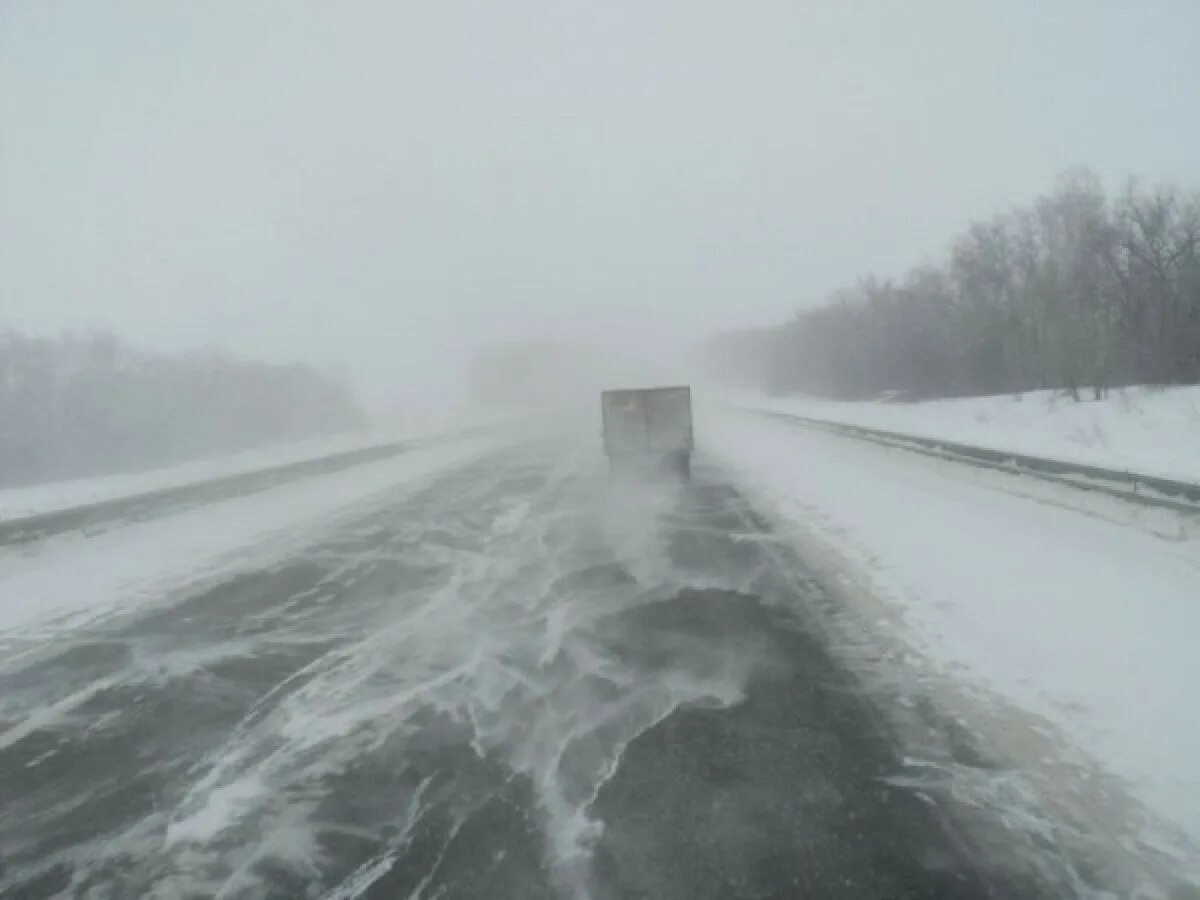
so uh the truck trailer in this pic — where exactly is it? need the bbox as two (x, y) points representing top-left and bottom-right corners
(601, 385), (694, 481)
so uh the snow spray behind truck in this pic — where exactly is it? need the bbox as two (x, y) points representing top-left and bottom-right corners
(601, 386), (694, 481)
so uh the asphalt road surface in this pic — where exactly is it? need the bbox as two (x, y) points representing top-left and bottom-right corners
(0, 440), (1060, 898)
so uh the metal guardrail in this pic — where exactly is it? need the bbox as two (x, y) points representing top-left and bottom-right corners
(747, 408), (1200, 516)
(0, 437), (426, 546)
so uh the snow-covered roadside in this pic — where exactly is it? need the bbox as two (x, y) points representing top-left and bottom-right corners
(0, 430), (512, 638)
(730, 386), (1200, 485)
(704, 408), (1200, 890)
(0, 407), (517, 524)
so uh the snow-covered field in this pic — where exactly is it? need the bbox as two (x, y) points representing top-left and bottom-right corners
(0, 407), (514, 524)
(705, 406), (1200, 889)
(732, 386), (1200, 484)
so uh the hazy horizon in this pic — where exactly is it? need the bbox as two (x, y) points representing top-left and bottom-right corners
(4, 0), (1198, 409)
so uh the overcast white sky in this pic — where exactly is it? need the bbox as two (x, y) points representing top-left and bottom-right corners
(2, 1), (1198, 407)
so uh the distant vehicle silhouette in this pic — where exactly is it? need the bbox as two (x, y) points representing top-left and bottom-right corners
(601, 386), (694, 481)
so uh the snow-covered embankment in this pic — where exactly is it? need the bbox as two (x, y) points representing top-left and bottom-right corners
(705, 400), (1200, 892)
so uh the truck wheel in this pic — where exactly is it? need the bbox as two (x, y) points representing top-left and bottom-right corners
(677, 451), (692, 483)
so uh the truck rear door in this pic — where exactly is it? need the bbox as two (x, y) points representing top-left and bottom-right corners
(602, 391), (649, 454)
(645, 387), (693, 452)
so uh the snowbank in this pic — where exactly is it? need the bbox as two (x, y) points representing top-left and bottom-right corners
(705, 408), (1200, 889)
(0, 407), (514, 524)
(733, 386), (1200, 484)
(0, 430), (512, 636)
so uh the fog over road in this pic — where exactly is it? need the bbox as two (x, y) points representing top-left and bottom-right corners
(0, 438), (1060, 899)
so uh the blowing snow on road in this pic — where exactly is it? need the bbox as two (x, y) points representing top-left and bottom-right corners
(0, 426), (1082, 899)
(6, 2), (1200, 896)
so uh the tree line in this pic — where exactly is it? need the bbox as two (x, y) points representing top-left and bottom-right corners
(698, 170), (1200, 401)
(0, 331), (365, 487)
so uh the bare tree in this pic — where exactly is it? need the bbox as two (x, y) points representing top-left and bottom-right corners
(0, 332), (365, 487)
(696, 171), (1200, 402)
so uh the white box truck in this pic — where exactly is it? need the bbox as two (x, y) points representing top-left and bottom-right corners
(601, 385), (693, 480)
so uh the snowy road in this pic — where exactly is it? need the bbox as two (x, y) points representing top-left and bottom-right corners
(0, 434), (1059, 899)
(708, 409), (1200, 896)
